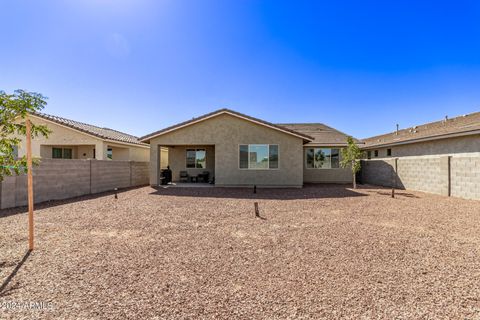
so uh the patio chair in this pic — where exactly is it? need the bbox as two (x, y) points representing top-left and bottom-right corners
(179, 171), (189, 183)
(199, 171), (209, 183)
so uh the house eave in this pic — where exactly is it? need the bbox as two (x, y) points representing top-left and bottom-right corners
(361, 129), (480, 150)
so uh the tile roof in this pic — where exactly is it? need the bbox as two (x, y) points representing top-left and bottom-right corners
(140, 108), (314, 142)
(277, 123), (360, 146)
(362, 111), (480, 148)
(32, 112), (148, 146)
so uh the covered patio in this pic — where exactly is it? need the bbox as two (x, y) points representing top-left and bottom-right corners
(158, 144), (215, 185)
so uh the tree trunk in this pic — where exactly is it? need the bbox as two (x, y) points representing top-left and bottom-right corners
(352, 160), (357, 189)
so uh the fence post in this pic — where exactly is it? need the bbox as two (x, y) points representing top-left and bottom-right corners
(440, 156), (451, 197)
(89, 159), (92, 195)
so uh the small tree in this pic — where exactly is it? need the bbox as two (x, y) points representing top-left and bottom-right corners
(0, 90), (51, 181)
(340, 136), (364, 189)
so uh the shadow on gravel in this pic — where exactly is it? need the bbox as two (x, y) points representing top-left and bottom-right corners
(376, 191), (420, 198)
(0, 250), (31, 297)
(149, 184), (368, 200)
(0, 186), (146, 219)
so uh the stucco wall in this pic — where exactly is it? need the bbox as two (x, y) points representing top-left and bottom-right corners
(302, 147), (352, 183)
(17, 116), (105, 158)
(364, 134), (480, 158)
(149, 114), (304, 187)
(160, 147), (169, 169)
(0, 159), (150, 209)
(107, 142), (149, 162)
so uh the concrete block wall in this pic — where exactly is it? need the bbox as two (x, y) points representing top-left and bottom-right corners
(131, 161), (150, 186)
(362, 154), (480, 200)
(451, 157), (480, 200)
(396, 157), (444, 195)
(0, 159), (149, 209)
(361, 159), (396, 187)
(90, 160), (131, 194)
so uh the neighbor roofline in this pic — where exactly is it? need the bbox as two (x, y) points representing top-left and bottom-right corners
(361, 129), (480, 149)
(29, 113), (149, 148)
(140, 109), (314, 142)
(304, 142), (365, 147)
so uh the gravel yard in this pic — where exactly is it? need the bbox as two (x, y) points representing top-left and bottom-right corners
(1, 184), (480, 319)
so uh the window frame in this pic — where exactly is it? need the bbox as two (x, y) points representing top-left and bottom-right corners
(305, 147), (341, 170)
(185, 148), (207, 169)
(52, 147), (73, 159)
(238, 144), (280, 170)
(63, 148), (73, 159)
(52, 147), (63, 159)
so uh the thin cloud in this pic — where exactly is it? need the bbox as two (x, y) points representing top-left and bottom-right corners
(105, 33), (131, 59)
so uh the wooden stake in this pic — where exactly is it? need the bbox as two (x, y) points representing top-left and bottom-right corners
(26, 118), (34, 251)
(254, 202), (260, 218)
(391, 188), (395, 198)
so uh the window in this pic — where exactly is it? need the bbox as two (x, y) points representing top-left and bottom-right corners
(239, 145), (248, 169)
(387, 148), (392, 156)
(186, 149), (206, 168)
(269, 144), (279, 169)
(52, 147), (73, 159)
(367, 151), (372, 159)
(239, 144), (279, 169)
(107, 148), (113, 159)
(305, 148), (340, 169)
(331, 148), (340, 168)
(52, 148), (63, 159)
(374, 150), (379, 157)
(13, 146), (18, 159)
(63, 148), (72, 159)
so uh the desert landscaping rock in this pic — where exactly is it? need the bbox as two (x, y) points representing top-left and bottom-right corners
(1, 185), (479, 319)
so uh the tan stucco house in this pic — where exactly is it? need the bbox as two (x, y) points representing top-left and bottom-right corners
(360, 111), (480, 200)
(140, 109), (358, 187)
(15, 113), (149, 161)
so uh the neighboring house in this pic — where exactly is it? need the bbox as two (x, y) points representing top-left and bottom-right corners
(361, 111), (480, 200)
(362, 112), (480, 157)
(140, 108), (359, 187)
(14, 113), (149, 161)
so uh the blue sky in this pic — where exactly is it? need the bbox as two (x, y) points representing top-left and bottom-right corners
(1, 0), (480, 139)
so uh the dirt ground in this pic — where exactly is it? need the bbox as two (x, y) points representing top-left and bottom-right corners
(1, 185), (479, 319)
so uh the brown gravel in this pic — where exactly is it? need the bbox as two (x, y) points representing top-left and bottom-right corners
(1, 185), (480, 319)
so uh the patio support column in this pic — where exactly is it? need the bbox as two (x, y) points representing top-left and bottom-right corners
(94, 141), (107, 160)
(150, 144), (159, 186)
